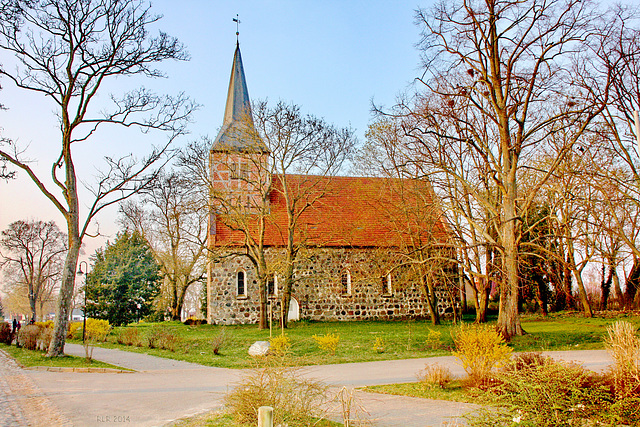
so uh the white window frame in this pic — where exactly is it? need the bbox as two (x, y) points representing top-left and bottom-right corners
(341, 270), (352, 295)
(236, 270), (247, 298)
(383, 273), (392, 296)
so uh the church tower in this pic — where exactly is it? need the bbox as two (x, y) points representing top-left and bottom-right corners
(209, 42), (269, 214)
(207, 42), (269, 322)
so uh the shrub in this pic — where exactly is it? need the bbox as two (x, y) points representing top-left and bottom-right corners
(37, 326), (52, 351)
(417, 363), (453, 389)
(183, 317), (207, 326)
(35, 320), (54, 329)
(17, 324), (41, 350)
(210, 328), (229, 355)
(146, 325), (181, 351)
(604, 320), (640, 399)
(502, 352), (549, 373)
(424, 328), (442, 350)
(373, 336), (385, 353)
(115, 328), (142, 347)
(67, 321), (82, 339)
(313, 333), (340, 355)
(84, 318), (111, 342)
(82, 318), (111, 360)
(224, 366), (328, 426)
(0, 322), (12, 345)
(452, 324), (512, 387)
(269, 334), (292, 357)
(471, 359), (614, 427)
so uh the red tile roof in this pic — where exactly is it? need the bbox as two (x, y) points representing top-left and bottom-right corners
(212, 174), (450, 248)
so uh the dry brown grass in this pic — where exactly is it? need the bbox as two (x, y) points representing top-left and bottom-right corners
(224, 365), (329, 426)
(604, 320), (640, 399)
(417, 363), (454, 389)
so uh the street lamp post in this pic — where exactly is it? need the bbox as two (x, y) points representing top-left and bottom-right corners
(77, 261), (88, 343)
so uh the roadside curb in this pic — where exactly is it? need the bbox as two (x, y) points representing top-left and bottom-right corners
(25, 366), (135, 373)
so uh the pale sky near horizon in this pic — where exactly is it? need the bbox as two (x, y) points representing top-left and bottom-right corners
(0, 1), (429, 271)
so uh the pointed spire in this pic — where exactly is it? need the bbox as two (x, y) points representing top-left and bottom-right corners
(212, 43), (267, 153)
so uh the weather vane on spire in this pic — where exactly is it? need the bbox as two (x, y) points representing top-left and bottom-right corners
(233, 14), (241, 43)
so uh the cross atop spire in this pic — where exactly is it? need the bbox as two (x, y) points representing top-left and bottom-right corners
(233, 14), (240, 43)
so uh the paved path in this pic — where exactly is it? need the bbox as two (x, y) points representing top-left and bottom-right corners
(2, 344), (613, 427)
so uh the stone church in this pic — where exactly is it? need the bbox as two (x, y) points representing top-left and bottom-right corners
(205, 43), (459, 325)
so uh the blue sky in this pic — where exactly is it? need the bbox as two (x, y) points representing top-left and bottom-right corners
(0, 1), (429, 262)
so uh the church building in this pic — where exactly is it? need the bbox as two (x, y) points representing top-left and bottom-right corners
(206, 43), (459, 325)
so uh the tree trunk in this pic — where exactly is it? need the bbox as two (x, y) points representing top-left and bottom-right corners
(566, 242), (592, 317)
(496, 171), (524, 339)
(612, 268), (622, 308)
(601, 264), (612, 311)
(421, 272), (440, 326)
(280, 252), (295, 328)
(29, 291), (37, 323)
(48, 234), (80, 357)
(624, 258), (640, 309)
(47, 141), (80, 357)
(475, 279), (490, 323)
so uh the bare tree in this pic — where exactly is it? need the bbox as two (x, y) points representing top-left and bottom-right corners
(1, 220), (67, 322)
(252, 100), (356, 326)
(120, 171), (208, 321)
(393, 0), (608, 338)
(0, 0), (196, 356)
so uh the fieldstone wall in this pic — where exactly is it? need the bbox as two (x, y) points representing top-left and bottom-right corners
(208, 247), (459, 325)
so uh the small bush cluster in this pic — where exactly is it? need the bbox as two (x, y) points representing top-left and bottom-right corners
(224, 366), (328, 426)
(17, 324), (42, 350)
(424, 329), (442, 350)
(146, 325), (181, 351)
(210, 328), (229, 355)
(68, 321), (82, 339)
(373, 336), (385, 353)
(84, 318), (111, 342)
(183, 318), (207, 326)
(471, 358), (613, 427)
(115, 328), (142, 347)
(0, 322), (13, 344)
(417, 363), (453, 389)
(35, 320), (54, 329)
(269, 334), (292, 357)
(313, 333), (340, 355)
(452, 324), (512, 388)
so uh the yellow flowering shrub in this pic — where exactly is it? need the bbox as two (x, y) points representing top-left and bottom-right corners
(269, 334), (292, 357)
(313, 333), (340, 355)
(452, 324), (512, 387)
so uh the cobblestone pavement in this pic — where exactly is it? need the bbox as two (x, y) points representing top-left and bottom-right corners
(0, 349), (71, 427)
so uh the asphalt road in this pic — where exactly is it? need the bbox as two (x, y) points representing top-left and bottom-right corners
(1, 344), (613, 427)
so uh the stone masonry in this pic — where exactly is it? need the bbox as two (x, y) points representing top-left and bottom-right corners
(208, 247), (458, 325)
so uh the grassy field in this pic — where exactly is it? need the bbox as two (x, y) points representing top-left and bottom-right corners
(77, 311), (640, 369)
(0, 343), (125, 370)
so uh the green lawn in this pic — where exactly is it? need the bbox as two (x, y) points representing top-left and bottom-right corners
(77, 311), (640, 369)
(0, 343), (126, 370)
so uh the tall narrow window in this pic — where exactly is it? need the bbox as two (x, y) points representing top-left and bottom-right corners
(382, 273), (392, 296)
(237, 271), (246, 297)
(341, 270), (351, 295)
(267, 274), (278, 297)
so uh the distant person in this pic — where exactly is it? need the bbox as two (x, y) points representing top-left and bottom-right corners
(12, 318), (17, 334)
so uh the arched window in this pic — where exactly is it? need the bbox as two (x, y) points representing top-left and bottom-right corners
(237, 270), (246, 297)
(341, 270), (351, 295)
(268, 273), (278, 297)
(382, 273), (392, 296)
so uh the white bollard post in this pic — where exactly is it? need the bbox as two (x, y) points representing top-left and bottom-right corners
(258, 406), (273, 427)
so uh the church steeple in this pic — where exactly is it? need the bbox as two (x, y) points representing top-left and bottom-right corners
(212, 43), (267, 153)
